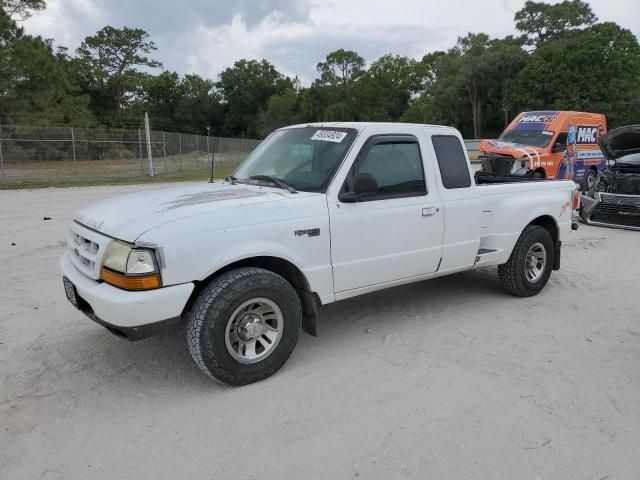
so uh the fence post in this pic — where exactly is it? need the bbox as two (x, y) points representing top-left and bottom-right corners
(178, 133), (183, 173)
(70, 127), (77, 163)
(162, 131), (167, 174)
(206, 126), (211, 176)
(209, 135), (215, 183)
(144, 112), (154, 178)
(138, 128), (143, 176)
(0, 120), (4, 180)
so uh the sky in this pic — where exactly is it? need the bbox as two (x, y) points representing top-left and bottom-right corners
(23, 0), (640, 84)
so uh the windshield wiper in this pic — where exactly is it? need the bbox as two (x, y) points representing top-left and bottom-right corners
(247, 175), (297, 193)
(225, 175), (238, 185)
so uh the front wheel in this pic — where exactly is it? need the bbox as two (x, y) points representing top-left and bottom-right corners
(186, 267), (302, 385)
(498, 225), (554, 297)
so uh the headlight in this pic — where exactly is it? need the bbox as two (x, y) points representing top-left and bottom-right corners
(100, 240), (162, 291)
(102, 240), (131, 273)
(126, 250), (157, 274)
(519, 157), (528, 169)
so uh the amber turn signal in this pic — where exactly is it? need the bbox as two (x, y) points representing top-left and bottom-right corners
(100, 268), (162, 291)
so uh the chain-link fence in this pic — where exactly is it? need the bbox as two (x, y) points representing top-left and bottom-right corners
(0, 123), (485, 188)
(0, 123), (261, 187)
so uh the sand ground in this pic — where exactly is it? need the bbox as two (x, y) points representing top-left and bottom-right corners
(1, 184), (638, 479)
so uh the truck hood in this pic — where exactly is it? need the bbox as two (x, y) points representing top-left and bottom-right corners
(74, 182), (308, 242)
(599, 125), (640, 160)
(480, 139), (545, 159)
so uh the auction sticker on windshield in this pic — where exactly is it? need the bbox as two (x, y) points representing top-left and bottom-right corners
(311, 130), (347, 143)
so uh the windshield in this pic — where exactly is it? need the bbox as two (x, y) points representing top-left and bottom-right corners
(499, 130), (554, 148)
(617, 152), (640, 165)
(234, 127), (357, 192)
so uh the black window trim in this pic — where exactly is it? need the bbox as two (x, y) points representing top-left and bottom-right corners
(431, 134), (473, 190)
(338, 134), (428, 203)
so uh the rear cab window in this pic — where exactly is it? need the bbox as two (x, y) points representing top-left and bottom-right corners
(431, 135), (472, 189)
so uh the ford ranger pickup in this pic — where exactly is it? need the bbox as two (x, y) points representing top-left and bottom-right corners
(61, 122), (580, 385)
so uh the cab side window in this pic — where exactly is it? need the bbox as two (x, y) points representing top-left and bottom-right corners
(348, 137), (426, 199)
(431, 135), (472, 189)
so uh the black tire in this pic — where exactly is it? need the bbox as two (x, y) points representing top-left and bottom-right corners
(580, 169), (596, 191)
(186, 267), (302, 385)
(529, 170), (544, 180)
(498, 225), (554, 297)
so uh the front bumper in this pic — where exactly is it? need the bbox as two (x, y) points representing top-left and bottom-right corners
(60, 253), (195, 340)
(580, 192), (640, 231)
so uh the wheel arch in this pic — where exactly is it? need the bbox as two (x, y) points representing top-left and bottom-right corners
(526, 214), (561, 270)
(190, 256), (320, 336)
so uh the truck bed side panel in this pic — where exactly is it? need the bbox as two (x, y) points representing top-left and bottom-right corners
(475, 181), (574, 266)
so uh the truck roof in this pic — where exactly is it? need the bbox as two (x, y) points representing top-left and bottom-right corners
(283, 122), (460, 134)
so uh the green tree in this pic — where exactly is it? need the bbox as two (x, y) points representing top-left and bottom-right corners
(0, 7), (92, 125)
(311, 49), (367, 122)
(174, 74), (224, 134)
(0, 0), (45, 21)
(257, 92), (298, 137)
(356, 54), (426, 121)
(217, 59), (292, 137)
(508, 22), (640, 128)
(515, 0), (597, 46)
(143, 71), (180, 122)
(76, 26), (162, 116)
(316, 49), (365, 86)
(402, 35), (526, 138)
(401, 51), (473, 134)
(454, 34), (527, 137)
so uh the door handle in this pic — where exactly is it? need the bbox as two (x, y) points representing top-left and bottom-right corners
(422, 207), (439, 216)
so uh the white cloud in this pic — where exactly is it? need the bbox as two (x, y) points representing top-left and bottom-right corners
(21, 0), (640, 83)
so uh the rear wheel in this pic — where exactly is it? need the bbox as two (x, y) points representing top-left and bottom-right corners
(580, 169), (597, 191)
(498, 225), (554, 297)
(186, 267), (302, 385)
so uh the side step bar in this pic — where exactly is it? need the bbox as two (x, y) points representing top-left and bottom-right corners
(475, 248), (498, 265)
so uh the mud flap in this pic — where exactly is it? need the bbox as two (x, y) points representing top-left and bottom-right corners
(297, 288), (319, 336)
(553, 241), (562, 270)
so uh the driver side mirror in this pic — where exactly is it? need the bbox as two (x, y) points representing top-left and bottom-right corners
(552, 143), (565, 153)
(354, 172), (378, 195)
(340, 172), (379, 202)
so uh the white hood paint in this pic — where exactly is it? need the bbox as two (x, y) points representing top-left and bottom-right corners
(73, 182), (311, 242)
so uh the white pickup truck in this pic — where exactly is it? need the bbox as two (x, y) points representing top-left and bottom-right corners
(61, 122), (580, 385)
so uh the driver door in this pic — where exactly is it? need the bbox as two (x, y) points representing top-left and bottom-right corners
(328, 134), (444, 294)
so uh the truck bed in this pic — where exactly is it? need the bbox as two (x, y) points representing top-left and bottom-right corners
(472, 177), (576, 268)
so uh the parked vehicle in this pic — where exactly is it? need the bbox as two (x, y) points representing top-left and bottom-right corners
(60, 122), (580, 385)
(480, 111), (607, 190)
(580, 125), (640, 230)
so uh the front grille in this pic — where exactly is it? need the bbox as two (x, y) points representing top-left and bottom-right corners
(479, 154), (516, 175)
(67, 222), (111, 279)
(590, 195), (640, 229)
(600, 194), (640, 208)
